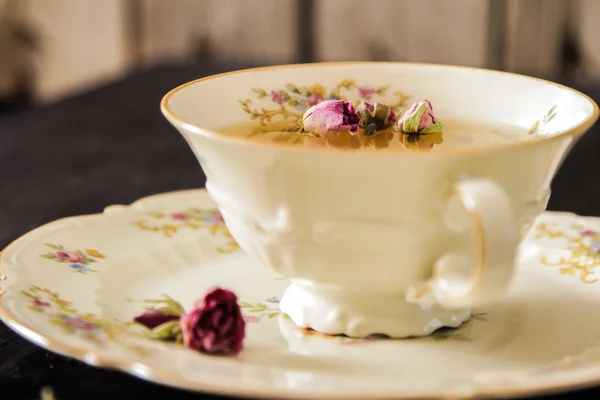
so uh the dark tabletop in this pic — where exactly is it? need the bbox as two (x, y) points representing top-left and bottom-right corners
(0, 62), (599, 400)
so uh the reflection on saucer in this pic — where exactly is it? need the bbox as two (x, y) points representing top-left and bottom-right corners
(277, 314), (378, 356)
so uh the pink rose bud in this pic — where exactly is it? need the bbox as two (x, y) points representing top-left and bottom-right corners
(301, 100), (360, 137)
(180, 287), (246, 355)
(396, 100), (443, 134)
(356, 102), (397, 136)
(56, 250), (84, 263)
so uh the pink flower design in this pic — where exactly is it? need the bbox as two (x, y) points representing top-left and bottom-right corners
(243, 315), (260, 323)
(65, 317), (97, 330)
(171, 212), (189, 221)
(306, 94), (324, 106)
(202, 212), (225, 225)
(581, 230), (597, 237)
(271, 90), (286, 105)
(56, 250), (83, 263)
(32, 299), (51, 308)
(180, 287), (246, 354)
(358, 87), (376, 100)
(301, 100), (361, 137)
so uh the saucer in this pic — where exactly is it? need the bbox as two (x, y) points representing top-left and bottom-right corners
(2, 189), (600, 399)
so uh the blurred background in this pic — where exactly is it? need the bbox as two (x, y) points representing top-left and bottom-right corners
(0, 0), (599, 113)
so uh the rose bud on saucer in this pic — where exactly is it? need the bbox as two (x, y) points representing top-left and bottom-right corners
(134, 309), (180, 330)
(396, 100), (443, 134)
(133, 295), (186, 340)
(357, 102), (397, 136)
(180, 287), (246, 355)
(300, 99), (360, 137)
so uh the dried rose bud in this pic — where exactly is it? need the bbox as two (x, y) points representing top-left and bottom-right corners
(300, 100), (360, 137)
(134, 309), (180, 330)
(357, 102), (397, 136)
(180, 287), (246, 355)
(396, 100), (443, 134)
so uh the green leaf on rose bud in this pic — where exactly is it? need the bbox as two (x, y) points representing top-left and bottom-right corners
(141, 295), (185, 317)
(162, 295), (186, 316)
(154, 306), (182, 317)
(358, 108), (371, 125)
(419, 121), (444, 134)
(147, 320), (181, 341)
(402, 102), (427, 133)
(175, 332), (183, 344)
(373, 103), (389, 122)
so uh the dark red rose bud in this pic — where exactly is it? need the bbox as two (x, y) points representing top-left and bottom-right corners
(180, 287), (246, 355)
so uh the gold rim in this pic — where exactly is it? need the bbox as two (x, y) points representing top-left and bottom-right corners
(2, 189), (600, 399)
(161, 61), (600, 156)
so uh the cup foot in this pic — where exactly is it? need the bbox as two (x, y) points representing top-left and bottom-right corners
(279, 281), (471, 338)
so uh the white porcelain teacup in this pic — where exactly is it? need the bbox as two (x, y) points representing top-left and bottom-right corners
(162, 62), (598, 338)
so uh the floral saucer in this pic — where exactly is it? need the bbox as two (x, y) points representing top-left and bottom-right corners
(3, 189), (600, 399)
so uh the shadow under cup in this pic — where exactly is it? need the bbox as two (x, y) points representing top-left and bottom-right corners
(161, 62), (599, 338)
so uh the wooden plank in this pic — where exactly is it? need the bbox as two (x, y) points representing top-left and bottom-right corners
(199, 0), (298, 62)
(22, 0), (131, 101)
(575, 0), (600, 80)
(0, 0), (37, 98)
(139, 0), (298, 63)
(504, 0), (569, 77)
(485, 0), (507, 70)
(137, 0), (207, 63)
(314, 0), (490, 67)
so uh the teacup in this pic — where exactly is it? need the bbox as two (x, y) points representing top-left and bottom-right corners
(161, 62), (598, 338)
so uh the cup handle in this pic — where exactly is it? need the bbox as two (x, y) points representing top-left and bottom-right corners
(406, 178), (520, 309)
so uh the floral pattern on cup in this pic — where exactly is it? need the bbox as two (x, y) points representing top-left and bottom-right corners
(239, 80), (410, 129)
(40, 244), (105, 274)
(132, 208), (238, 253)
(529, 106), (558, 136)
(238, 83), (450, 153)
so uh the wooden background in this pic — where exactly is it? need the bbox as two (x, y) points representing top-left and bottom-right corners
(1, 0), (599, 102)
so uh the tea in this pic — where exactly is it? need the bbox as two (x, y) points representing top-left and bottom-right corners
(217, 119), (529, 152)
